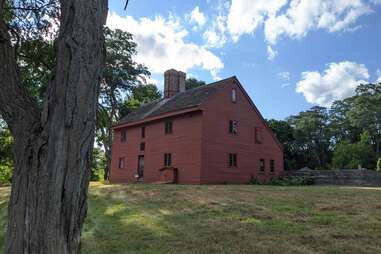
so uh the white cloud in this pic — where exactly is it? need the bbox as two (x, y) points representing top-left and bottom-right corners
(296, 61), (369, 106)
(227, 0), (287, 42)
(203, 14), (227, 48)
(107, 12), (224, 80)
(264, 0), (372, 44)
(188, 6), (207, 27)
(278, 71), (290, 81)
(225, 0), (380, 45)
(376, 69), (381, 83)
(267, 45), (278, 60)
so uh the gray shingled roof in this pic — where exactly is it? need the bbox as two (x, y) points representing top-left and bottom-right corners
(118, 77), (234, 125)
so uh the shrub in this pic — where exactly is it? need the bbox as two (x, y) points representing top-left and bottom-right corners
(377, 157), (381, 172)
(249, 175), (313, 186)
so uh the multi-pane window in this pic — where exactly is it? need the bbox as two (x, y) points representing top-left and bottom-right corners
(229, 120), (238, 134)
(255, 127), (262, 144)
(164, 153), (172, 166)
(165, 121), (173, 134)
(140, 142), (145, 151)
(259, 159), (265, 172)
(118, 157), (125, 169)
(141, 127), (145, 138)
(231, 89), (237, 103)
(270, 160), (275, 173)
(229, 153), (237, 167)
(121, 129), (126, 142)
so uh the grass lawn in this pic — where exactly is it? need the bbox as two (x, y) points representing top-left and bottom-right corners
(1, 183), (381, 253)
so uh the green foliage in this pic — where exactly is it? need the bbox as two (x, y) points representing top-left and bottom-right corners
(0, 160), (12, 185)
(286, 106), (332, 170)
(91, 148), (106, 181)
(118, 84), (161, 117)
(377, 157), (381, 172)
(18, 39), (55, 103)
(185, 78), (206, 90)
(332, 131), (376, 169)
(249, 175), (314, 186)
(0, 121), (13, 184)
(267, 119), (296, 170)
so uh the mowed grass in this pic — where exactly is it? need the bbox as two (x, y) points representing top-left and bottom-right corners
(1, 183), (381, 253)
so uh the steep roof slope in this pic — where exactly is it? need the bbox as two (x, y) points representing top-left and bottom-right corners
(117, 77), (234, 125)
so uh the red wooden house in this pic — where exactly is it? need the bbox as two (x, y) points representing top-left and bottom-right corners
(110, 69), (283, 184)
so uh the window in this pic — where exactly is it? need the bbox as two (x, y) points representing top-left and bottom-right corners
(164, 153), (172, 166)
(255, 127), (262, 144)
(231, 89), (237, 103)
(229, 153), (237, 167)
(229, 120), (238, 134)
(118, 157), (125, 169)
(270, 160), (275, 173)
(165, 121), (173, 134)
(120, 129), (126, 142)
(141, 127), (145, 138)
(140, 142), (145, 151)
(259, 159), (265, 172)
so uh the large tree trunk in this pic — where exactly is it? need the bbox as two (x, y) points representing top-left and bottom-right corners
(0, 0), (108, 253)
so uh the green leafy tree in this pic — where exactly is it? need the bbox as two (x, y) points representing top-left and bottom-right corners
(1, 0), (107, 252)
(91, 147), (107, 181)
(348, 83), (381, 156)
(97, 27), (151, 181)
(119, 84), (161, 117)
(287, 106), (332, 169)
(329, 97), (362, 144)
(267, 119), (297, 170)
(332, 131), (376, 169)
(185, 78), (206, 90)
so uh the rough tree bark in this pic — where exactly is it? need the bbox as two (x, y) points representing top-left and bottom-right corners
(0, 0), (108, 253)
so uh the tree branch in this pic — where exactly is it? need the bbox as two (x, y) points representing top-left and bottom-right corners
(0, 2), (41, 135)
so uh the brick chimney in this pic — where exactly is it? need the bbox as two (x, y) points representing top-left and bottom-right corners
(164, 69), (186, 98)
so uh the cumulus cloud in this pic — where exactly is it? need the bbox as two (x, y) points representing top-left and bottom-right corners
(264, 0), (372, 44)
(225, 0), (380, 45)
(188, 6), (207, 27)
(376, 69), (381, 83)
(267, 45), (278, 60)
(107, 12), (223, 80)
(296, 61), (369, 106)
(227, 0), (287, 42)
(203, 14), (227, 48)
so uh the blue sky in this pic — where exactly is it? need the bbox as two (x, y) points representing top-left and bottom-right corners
(108, 0), (381, 120)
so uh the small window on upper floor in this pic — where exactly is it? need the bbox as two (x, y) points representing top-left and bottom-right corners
(228, 153), (237, 167)
(121, 129), (127, 142)
(118, 157), (125, 169)
(165, 121), (173, 134)
(229, 120), (238, 134)
(140, 142), (145, 151)
(259, 159), (265, 172)
(270, 160), (275, 173)
(255, 127), (262, 144)
(231, 89), (237, 103)
(141, 127), (145, 138)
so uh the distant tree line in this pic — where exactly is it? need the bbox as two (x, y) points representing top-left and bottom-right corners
(267, 83), (381, 170)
